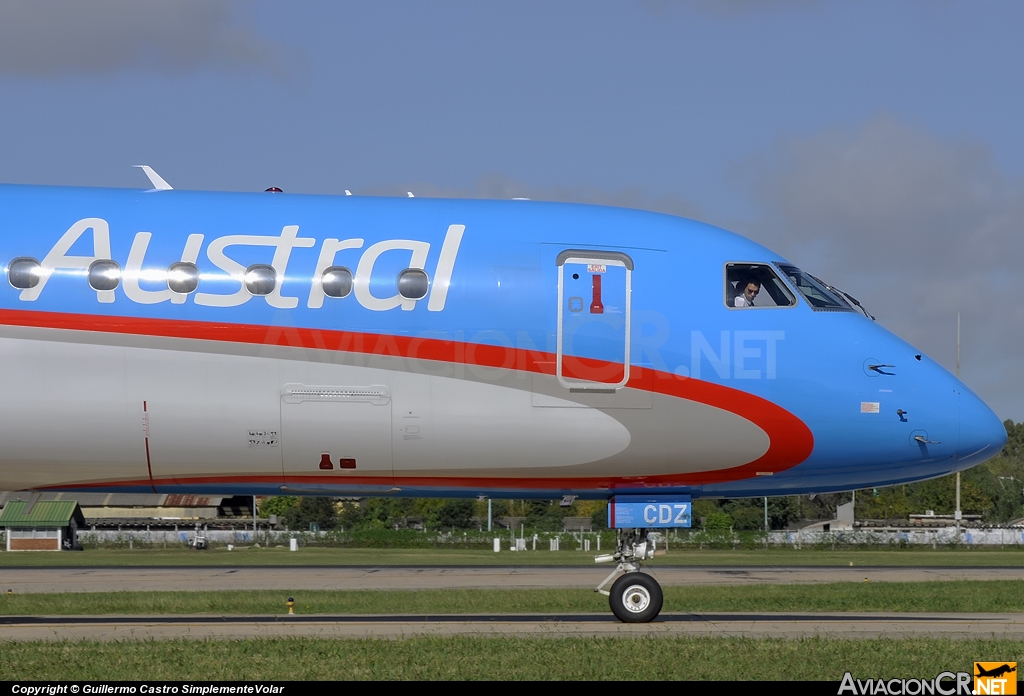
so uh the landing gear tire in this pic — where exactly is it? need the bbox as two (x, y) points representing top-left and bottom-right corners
(609, 572), (663, 623)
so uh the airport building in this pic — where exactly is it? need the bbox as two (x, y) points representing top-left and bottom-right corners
(0, 499), (85, 551)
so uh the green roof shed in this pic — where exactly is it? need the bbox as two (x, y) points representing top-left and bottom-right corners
(0, 500), (84, 528)
(1, 500), (84, 551)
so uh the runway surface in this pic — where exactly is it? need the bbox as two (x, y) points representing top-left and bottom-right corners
(4, 565), (1022, 641)
(5, 565), (1024, 593)
(3, 612), (1024, 641)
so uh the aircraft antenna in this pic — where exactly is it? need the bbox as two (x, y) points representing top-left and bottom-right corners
(956, 312), (961, 542)
(344, 190), (352, 196)
(133, 165), (173, 191)
(407, 192), (415, 198)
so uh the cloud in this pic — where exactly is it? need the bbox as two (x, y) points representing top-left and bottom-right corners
(743, 116), (1024, 420)
(750, 116), (1015, 271)
(0, 0), (302, 78)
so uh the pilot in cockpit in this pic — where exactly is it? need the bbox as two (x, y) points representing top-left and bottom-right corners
(733, 278), (761, 307)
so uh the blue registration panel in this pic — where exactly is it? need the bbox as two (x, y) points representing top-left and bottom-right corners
(609, 496), (691, 529)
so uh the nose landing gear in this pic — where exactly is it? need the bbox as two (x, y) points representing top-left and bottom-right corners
(595, 528), (665, 623)
(609, 572), (663, 623)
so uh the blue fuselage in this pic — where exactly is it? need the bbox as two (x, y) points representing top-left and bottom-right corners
(0, 185), (1006, 499)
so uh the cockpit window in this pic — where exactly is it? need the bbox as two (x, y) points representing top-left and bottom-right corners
(775, 263), (853, 311)
(724, 263), (796, 309)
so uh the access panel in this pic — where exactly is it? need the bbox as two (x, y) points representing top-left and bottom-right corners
(281, 384), (393, 487)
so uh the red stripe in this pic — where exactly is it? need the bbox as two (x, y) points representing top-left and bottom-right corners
(1, 308), (814, 490)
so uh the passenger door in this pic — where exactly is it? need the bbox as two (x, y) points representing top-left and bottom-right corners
(556, 249), (633, 391)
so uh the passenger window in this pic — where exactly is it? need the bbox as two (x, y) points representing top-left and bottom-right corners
(8, 257), (41, 289)
(397, 268), (429, 300)
(88, 259), (121, 291)
(725, 263), (796, 309)
(321, 266), (353, 298)
(167, 262), (200, 294)
(244, 264), (276, 296)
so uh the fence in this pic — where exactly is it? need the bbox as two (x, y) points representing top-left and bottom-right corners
(677, 528), (1024, 549)
(59, 527), (611, 550)
(5, 526), (1024, 550)
(769, 527), (1024, 548)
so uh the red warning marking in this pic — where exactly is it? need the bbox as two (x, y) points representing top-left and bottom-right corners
(143, 401), (156, 493)
(339, 458), (357, 469)
(590, 274), (604, 314)
(319, 453), (333, 470)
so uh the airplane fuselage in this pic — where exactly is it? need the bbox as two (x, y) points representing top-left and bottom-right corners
(0, 185), (1006, 500)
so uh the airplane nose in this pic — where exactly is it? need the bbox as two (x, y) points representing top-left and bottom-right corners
(957, 389), (1007, 470)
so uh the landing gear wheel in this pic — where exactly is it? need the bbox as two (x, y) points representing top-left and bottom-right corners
(609, 572), (663, 623)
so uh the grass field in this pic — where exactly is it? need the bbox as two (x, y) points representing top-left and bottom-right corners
(4, 549), (1022, 682)
(4, 545), (1024, 567)
(2, 636), (1020, 680)
(5, 577), (1024, 681)
(3, 580), (1024, 615)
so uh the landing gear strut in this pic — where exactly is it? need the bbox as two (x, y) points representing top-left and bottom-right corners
(595, 528), (664, 623)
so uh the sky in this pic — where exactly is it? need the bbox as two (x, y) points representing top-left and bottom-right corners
(0, 1), (1022, 421)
